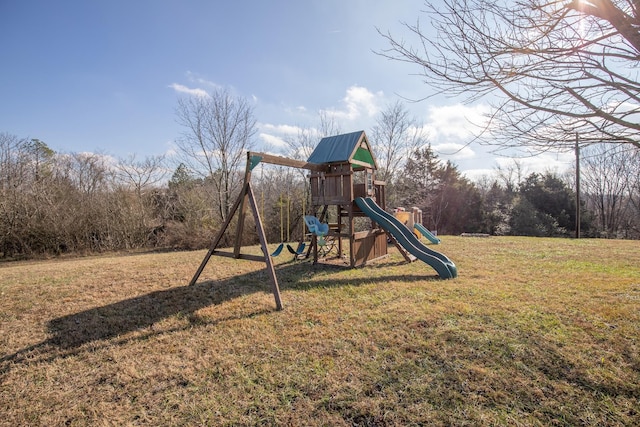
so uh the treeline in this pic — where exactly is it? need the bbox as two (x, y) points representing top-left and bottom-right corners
(384, 144), (639, 239)
(1, 131), (638, 260)
(0, 133), (168, 258)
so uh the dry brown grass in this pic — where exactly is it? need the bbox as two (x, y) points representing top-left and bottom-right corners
(1, 237), (639, 426)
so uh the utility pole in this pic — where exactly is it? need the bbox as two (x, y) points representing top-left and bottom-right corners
(575, 133), (581, 239)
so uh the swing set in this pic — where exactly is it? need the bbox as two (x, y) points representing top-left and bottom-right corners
(188, 151), (326, 310)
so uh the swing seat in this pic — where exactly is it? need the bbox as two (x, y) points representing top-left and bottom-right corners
(286, 242), (306, 255)
(304, 215), (329, 237)
(270, 243), (284, 256)
(286, 242), (308, 260)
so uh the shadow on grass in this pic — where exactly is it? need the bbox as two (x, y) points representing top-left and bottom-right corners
(0, 260), (438, 375)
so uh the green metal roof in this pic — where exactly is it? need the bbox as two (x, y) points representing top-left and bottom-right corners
(307, 130), (377, 168)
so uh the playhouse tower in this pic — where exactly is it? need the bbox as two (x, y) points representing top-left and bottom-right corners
(306, 130), (388, 267)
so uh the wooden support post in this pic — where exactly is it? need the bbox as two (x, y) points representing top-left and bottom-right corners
(247, 181), (282, 310)
(349, 204), (355, 267)
(235, 153), (254, 258)
(337, 205), (343, 257)
(311, 205), (329, 264)
(311, 234), (318, 264)
(233, 190), (250, 258)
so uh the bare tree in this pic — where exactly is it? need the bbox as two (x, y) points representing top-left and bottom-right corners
(629, 148), (640, 216)
(284, 127), (319, 162)
(378, 0), (640, 152)
(495, 159), (527, 194)
(284, 110), (342, 161)
(113, 154), (168, 243)
(581, 143), (637, 237)
(0, 132), (26, 191)
(115, 154), (167, 195)
(54, 152), (116, 250)
(0, 134), (64, 256)
(174, 88), (256, 222)
(628, 149), (640, 237)
(279, 111), (342, 218)
(317, 110), (342, 140)
(0, 133), (28, 256)
(371, 100), (427, 183)
(57, 152), (112, 197)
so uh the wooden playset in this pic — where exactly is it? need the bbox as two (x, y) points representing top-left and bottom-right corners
(189, 130), (456, 310)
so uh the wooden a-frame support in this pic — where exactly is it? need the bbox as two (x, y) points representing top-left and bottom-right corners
(188, 152), (327, 310)
(188, 178), (283, 309)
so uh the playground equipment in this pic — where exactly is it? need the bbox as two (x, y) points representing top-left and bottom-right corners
(303, 215), (329, 245)
(304, 215), (339, 257)
(189, 130), (456, 309)
(270, 243), (285, 256)
(269, 188), (310, 260)
(414, 223), (440, 245)
(286, 242), (307, 260)
(394, 206), (441, 244)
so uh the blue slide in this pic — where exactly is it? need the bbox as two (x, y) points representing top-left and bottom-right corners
(414, 222), (441, 244)
(355, 197), (457, 279)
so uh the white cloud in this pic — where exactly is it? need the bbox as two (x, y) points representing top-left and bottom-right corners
(56, 151), (118, 168)
(256, 86), (386, 152)
(419, 102), (580, 179)
(185, 71), (222, 90)
(462, 168), (496, 182)
(259, 132), (288, 148)
(433, 142), (476, 160)
(495, 152), (574, 175)
(257, 123), (326, 152)
(260, 123), (304, 136)
(425, 103), (490, 141)
(321, 85), (384, 121)
(168, 83), (210, 98)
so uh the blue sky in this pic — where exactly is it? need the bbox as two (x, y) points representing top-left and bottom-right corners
(0, 0), (573, 179)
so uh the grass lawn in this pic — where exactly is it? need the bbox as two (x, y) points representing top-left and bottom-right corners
(1, 236), (639, 426)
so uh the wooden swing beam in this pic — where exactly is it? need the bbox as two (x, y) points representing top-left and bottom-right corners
(188, 152), (326, 310)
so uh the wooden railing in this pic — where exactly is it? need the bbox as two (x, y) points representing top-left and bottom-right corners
(310, 163), (353, 205)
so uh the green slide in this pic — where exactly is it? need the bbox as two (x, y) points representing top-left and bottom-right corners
(355, 197), (457, 279)
(414, 222), (441, 244)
